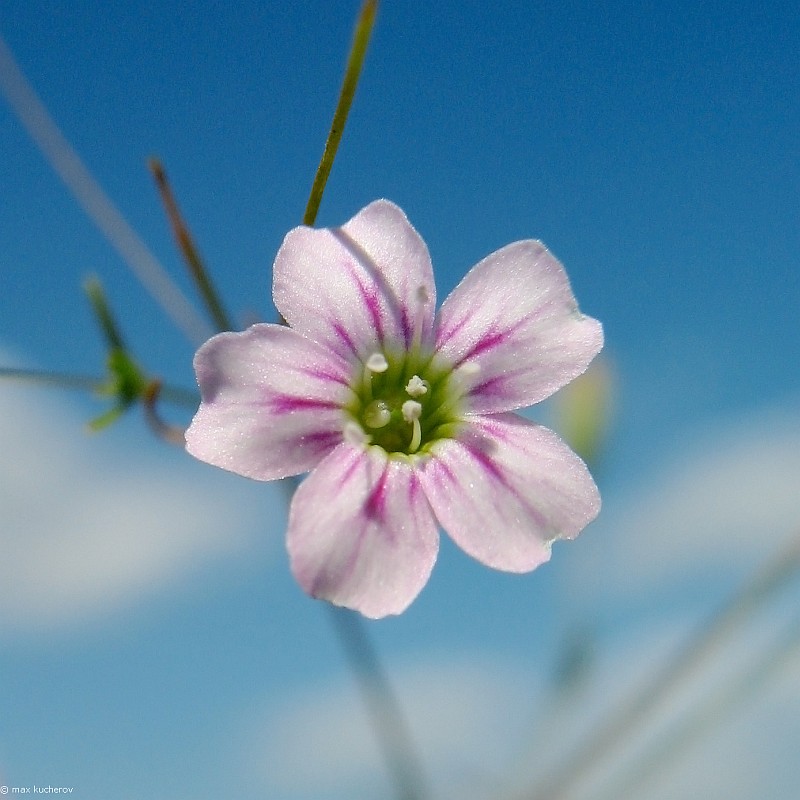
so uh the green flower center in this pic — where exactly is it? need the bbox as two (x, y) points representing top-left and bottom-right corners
(345, 350), (461, 457)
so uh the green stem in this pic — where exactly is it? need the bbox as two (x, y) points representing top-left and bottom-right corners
(84, 276), (126, 351)
(303, 0), (378, 226)
(149, 158), (233, 333)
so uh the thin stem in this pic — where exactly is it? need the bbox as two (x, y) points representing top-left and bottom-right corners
(327, 606), (428, 800)
(303, 0), (378, 226)
(521, 531), (800, 800)
(0, 366), (198, 408)
(149, 159), (233, 333)
(594, 616), (800, 800)
(0, 32), (211, 346)
(0, 367), (104, 394)
(84, 276), (127, 351)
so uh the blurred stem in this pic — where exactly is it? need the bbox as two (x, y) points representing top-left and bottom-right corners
(0, 33), (211, 346)
(303, 0), (378, 226)
(149, 158), (233, 333)
(522, 531), (800, 800)
(85, 276), (126, 350)
(0, 367), (199, 408)
(594, 614), (800, 800)
(0, 366), (105, 394)
(327, 606), (428, 800)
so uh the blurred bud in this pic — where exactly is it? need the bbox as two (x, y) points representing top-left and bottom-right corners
(553, 355), (614, 468)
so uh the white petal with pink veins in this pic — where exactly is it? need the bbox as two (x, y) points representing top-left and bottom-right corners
(273, 200), (437, 362)
(418, 413), (600, 572)
(435, 241), (603, 413)
(288, 444), (440, 618)
(186, 324), (351, 480)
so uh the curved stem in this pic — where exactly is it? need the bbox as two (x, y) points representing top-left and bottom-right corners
(142, 380), (188, 446)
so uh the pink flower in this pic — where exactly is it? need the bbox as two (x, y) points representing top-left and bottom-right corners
(185, 200), (603, 618)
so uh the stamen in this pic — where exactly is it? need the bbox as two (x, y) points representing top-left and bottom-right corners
(364, 399), (391, 428)
(401, 399), (422, 423)
(365, 353), (389, 373)
(363, 353), (388, 402)
(402, 399), (423, 453)
(405, 374), (428, 397)
(409, 420), (422, 453)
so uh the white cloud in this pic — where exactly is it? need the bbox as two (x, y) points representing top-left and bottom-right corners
(566, 403), (800, 607)
(0, 382), (279, 633)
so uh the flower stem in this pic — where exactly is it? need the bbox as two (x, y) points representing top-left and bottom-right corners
(149, 158), (234, 333)
(326, 605), (428, 800)
(302, 0), (378, 226)
(298, 13), (428, 793)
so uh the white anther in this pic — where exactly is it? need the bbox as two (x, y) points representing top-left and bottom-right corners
(364, 400), (391, 429)
(365, 353), (389, 373)
(405, 375), (428, 397)
(401, 400), (422, 422)
(344, 421), (371, 447)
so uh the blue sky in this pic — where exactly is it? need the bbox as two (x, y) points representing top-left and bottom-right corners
(1, 2), (799, 799)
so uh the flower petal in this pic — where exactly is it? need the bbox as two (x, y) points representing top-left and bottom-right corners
(287, 444), (439, 618)
(185, 324), (351, 480)
(418, 413), (600, 572)
(435, 241), (603, 413)
(273, 200), (436, 363)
